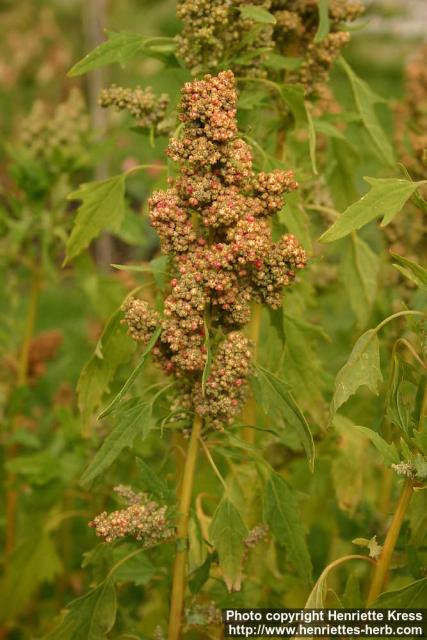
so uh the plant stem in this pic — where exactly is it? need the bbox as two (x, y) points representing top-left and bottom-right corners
(168, 413), (203, 640)
(366, 479), (414, 605)
(5, 268), (41, 556)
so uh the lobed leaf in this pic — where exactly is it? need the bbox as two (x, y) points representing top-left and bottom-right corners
(209, 498), (248, 592)
(80, 399), (153, 488)
(99, 326), (161, 418)
(338, 57), (394, 167)
(238, 5), (276, 24)
(0, 535), (62, 623)
(77, 309), (134, 432)
(386, 354), (411, 435)
(320, 177), (426, 243)
(305, 555), (372, 608)
(65, 174), (126, 263)
(252, 365), (315, 470)
(44, 579), (116, 639)
(372, 577), (427, 608)
(353, 425), (399, 466)
(68, 31), (174, 76)
(391, 252), (427, 290)
(263, 471), (312, 584)
(342, 234), (379, 326)
(137, 458), (171, 501)
(281, 84), (317, 174)
(330, 329), (382, 418)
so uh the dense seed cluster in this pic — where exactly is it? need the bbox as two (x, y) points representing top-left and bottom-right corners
(19, 88), (90, 173)
(193, 332), (252, 428)
(123, 71), (306, 428)
(176, 0), (273, 74)
(243, 523), (270, 562)
(99, 84), (171, 133)
(121, 297), (159, 345)
(185, 600), (222, 626)
(272, 0), (363, 95)
(89, 485), (172, 545)
(176, 0), (363, 96)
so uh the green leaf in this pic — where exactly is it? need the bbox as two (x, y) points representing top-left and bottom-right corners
(332, 416), (366, 515)
(68, 31), (175, 76)
(209, 498), (248, 592)
(372, 577), (427, 608)
(313, 119), (346, 140)
(44, 579), (116, 639)
(306, 105), (318, 176)
(80, 399), (153, 488)
(239, 5), (276, 24)
(189, 553), (217, 594)
(314, 0), (330, 43)
(0, 535), (62, 623)
(113, 551), (155, 586)
(330, 329), (382, 417)
(391, 253), (427, 290)
(281, 85), (317, 174)
(99, 326), (161, 418)
(66, 174), (126, 263)
(252, 365), (315, 470)
(278, 192), (312, 253)
(281, 84), (306, 127)
(234, 47), (272, 65)
(326, 138), (359, 210)
(264, 472), (312, 583)
(77, 309), (134, 431)
(320, 177), (426, 243)
(342, 234), (379, 326)
(353, 426), (399, 466)
(305, 555), (372, 608)
(263, 54), (302, 70)
(337, 57), (394, 166)
(150, 255), (170, 291)
(137, 458), (171, 501)
(386, 354), (410, 435)
(238, 89), (268, 110)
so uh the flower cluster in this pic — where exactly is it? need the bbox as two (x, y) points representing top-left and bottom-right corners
(185, 600), (222, 627)
(89, 485), (172, 545)
(175, 0), (363, 97)
(99, 84), (171, 134)
(121, 297), (159, 346)
(176, 0), (273, 74)
(243, 523), (270, 562)
(273, 0), (363, 95)
(193, 332), (252, 429)
(123, 71), (306, 428)
(19, 88), (90, 174)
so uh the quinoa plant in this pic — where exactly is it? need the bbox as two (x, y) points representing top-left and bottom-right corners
(5, 2), (427, 639)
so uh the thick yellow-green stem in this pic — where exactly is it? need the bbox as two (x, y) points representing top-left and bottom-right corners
(168, 413), (203, 640)
(5, 269), (41, 557)
(366, 479), (414, 605)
